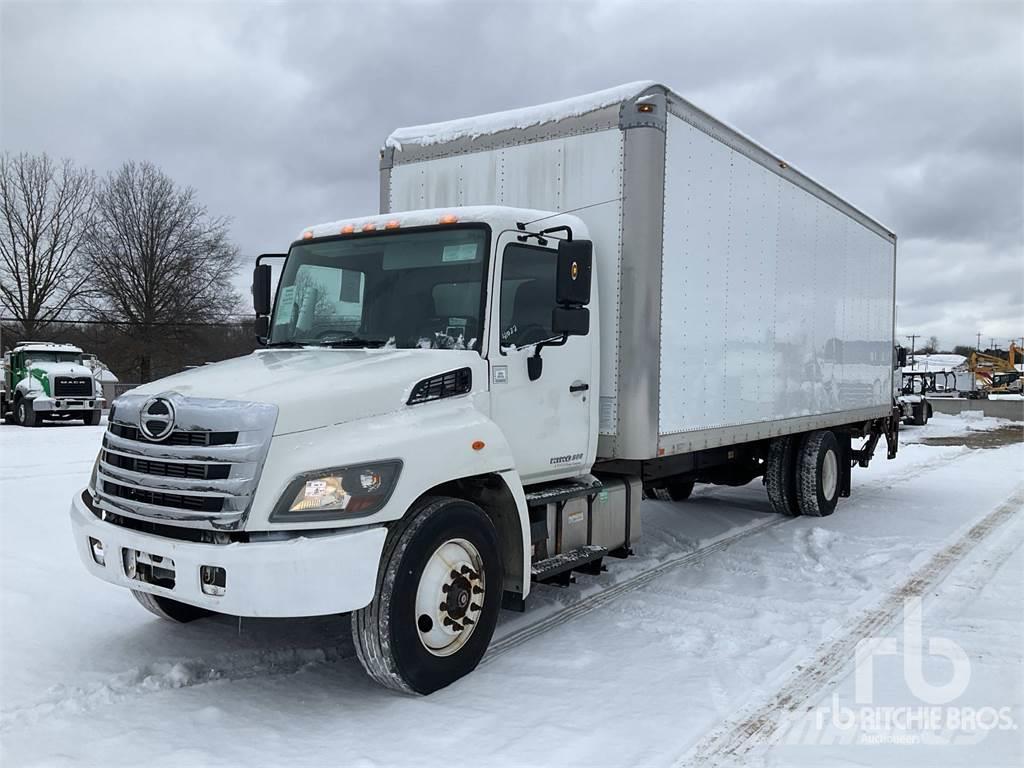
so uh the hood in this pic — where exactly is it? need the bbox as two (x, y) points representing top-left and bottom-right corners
(30, 361), (94, 379)
(128, 348), (484, 434)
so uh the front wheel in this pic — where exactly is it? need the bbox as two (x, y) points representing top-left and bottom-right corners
(352, 496), (503, 695)
(14, 398), (37, 427)
(83, 409), (101, 426)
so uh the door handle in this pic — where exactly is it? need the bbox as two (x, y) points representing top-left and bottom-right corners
(569, 381), (589, 393)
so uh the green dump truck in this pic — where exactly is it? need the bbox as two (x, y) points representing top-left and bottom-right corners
(1, 342), (104, 427)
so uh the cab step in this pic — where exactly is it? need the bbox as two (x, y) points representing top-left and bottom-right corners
(531, 544), (607, 586)
(523, 477), (603, 508)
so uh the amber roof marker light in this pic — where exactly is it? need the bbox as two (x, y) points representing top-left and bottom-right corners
(438, 213), (459, 225)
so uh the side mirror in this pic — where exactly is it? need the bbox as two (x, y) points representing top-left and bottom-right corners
(255, 315), (271, 340)
(895, 346), (908, 369)
(556, 239), (592, 306)
(253, 264), (272, 315)
(552, 306), (589, 336)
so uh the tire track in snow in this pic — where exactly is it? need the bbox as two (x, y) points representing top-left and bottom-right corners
(676, 484), (1024, 767)
(484, 444), (973, 664)
(0, 441), (978, 728)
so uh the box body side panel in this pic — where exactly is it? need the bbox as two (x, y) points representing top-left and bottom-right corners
(659, 113), (896, 444)
(388, 130), (625, 426)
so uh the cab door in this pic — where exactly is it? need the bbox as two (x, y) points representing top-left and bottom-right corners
(486, 232), (596, 484)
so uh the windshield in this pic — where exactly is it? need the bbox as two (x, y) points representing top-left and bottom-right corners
(24, 352), (83, 365)
(269, 226), (488, 350)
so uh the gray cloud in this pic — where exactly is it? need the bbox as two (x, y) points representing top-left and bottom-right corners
(2, 0), (1021, 349)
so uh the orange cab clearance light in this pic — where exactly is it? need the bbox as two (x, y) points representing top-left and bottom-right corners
(385, 219), (401, 229)
(340, 224), (355, 234)
(302, 230), (314, 240)
(438, 213), (459, 225)
(361, 222), (377, 232)
(472, 440), (485, 451)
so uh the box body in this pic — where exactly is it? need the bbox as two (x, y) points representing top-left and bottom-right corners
(383, 83), (897, 461)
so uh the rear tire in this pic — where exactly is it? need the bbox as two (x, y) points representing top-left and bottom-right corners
(664, 478), (694, 501)
(764, 435), (800, 516)
(352, 496), (503, 695)
(796, 430), (841, 517)
(646, 478), (694, 502)
(132, 590), (214, 622)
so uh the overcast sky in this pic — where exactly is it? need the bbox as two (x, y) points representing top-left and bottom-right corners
(2, 0), (1021, 350)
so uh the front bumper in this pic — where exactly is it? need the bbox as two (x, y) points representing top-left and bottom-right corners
(70, 490), (387, 618)
(33, 396), (103, 412)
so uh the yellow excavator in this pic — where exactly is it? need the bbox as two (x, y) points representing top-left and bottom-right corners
(965, 342), (1022, 396)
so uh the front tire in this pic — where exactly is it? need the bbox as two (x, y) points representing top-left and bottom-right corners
(132, 590), (214, 622)
(14, 398), (36, 427)
(796, 430), (841, 517)
(352, 496), (503, 695)
(84, 409), (101, 426)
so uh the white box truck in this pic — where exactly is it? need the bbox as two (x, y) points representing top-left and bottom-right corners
(70, 81), (899, 694)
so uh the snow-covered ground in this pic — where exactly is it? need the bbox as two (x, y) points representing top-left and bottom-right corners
(1, 414), (1021, 767)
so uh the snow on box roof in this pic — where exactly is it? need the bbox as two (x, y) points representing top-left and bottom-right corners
(385, 81), (657, 149)
(384, 80), (896, 238)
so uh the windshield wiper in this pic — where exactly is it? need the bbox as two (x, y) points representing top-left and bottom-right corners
(317, 337), (391, 349)
(265, 341), (307, 348)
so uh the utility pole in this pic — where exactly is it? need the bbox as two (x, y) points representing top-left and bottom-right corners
(990, 337), (997, 353)
(976, 332), (982, 351)
(905, 334), (918, 368)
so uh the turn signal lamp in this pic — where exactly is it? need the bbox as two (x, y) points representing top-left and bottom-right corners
(89, 537), (105, 566)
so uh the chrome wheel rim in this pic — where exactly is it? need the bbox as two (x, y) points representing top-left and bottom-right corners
(822, 449), (838, 500)
(415, 538), (485, 657)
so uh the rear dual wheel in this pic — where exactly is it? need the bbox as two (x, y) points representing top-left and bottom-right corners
(764, 430), (841, 517)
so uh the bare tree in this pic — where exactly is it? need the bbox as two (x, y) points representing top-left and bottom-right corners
(0, 152), (96, 337)
(85, 162), (241, 381)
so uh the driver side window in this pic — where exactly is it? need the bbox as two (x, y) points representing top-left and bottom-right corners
(500, 244), (557, 347)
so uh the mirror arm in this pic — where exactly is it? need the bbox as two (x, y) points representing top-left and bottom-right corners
(527, 334), (568, 382)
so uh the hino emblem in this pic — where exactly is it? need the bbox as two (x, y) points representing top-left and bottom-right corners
(139, 396), (175, 441)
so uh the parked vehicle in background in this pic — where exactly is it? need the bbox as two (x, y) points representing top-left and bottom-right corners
(2, 342), (105, 427)
(70, 82), (899, 694)
(897, 369), (942, 426)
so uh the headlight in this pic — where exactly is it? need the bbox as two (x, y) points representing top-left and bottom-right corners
(270, 460), (402, 522)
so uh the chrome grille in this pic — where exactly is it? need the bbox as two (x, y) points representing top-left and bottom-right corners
(93, 393), (277, 530)
(54, 376), (92, 397)
(109, 422), (237, 446)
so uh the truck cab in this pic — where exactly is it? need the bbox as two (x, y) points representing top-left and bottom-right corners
(2, 342), (104, 427)
(70, 207), (623, 694)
